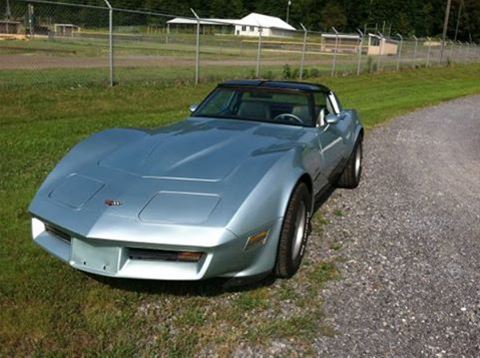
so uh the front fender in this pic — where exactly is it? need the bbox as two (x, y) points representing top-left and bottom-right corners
(36, 128), (147, 191)
(29, 128), (148, 217)
(225, 148), (311, 276)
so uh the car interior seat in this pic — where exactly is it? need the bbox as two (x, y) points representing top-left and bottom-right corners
(292, 105), (311, 124)
(237, 101), (270, 120)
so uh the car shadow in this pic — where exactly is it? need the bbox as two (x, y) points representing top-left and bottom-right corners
(313, 185), (336, 214)
(87, 272), (276, 296)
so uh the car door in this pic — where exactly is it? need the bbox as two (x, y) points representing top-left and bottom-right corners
(328, 91), (356, 158)
(313, 92), (345, 179)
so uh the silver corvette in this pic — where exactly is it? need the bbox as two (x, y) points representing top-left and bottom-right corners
(29, 80), (363, 281)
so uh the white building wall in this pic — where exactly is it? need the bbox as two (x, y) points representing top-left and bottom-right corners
(235, 25), (273, 37)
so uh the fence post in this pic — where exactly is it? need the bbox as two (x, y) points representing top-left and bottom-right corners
(412, 35), (418, 68)
(356, 29), (363, 75)
(299, 23), (307, 80)
(396, 33), (403, 71)
(376, 32), (384, 73)
(331, 27), (339, 77)
(103, 0), (114, 87)
(256, 27), (263, 78)
(458, 41), (467, 64)
(456, 41), (461, 63)
(28, 3), (34, 38)
(190, 9), (200, 85)
(448, 40), (454, 63)
(426, 38), (431, 67)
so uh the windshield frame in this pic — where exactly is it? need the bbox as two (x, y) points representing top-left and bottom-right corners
(192, 86), (317, 128)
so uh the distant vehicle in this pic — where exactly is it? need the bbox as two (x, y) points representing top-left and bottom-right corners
(29, 80), (364, 281)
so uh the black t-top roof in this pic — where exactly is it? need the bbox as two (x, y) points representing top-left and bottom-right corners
(219, 80), (331, 93)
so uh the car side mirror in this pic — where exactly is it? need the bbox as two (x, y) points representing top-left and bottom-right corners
(189, 104), (198, 113)
(325, 113), (339, 125)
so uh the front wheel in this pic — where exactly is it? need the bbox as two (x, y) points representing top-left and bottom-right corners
(337, 138), (363, 189)
(275, 183), (311, 278)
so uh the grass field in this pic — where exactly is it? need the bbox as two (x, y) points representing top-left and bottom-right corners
(1, 35), (432, 87)
(1, 64), (480, 355)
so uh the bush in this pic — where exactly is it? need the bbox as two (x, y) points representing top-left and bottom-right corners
(264, 70), (274, 80)
(310, 68), (320, 78)
(292, 68), (300, 79)
(282, 64), (292, 79)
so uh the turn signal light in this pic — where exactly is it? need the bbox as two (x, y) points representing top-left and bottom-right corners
(245, 230), (269, 250)
(177, 251), (204, 262)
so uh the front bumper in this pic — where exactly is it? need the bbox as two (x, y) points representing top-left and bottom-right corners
(31, 217), (281, 280)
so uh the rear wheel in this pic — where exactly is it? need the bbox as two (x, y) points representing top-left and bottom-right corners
(275, 183), (311, 278)
(337, 138), (363, 189)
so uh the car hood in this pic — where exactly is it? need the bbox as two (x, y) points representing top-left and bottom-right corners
(98, 117), (306, 181)
(30, 118), (307, 238)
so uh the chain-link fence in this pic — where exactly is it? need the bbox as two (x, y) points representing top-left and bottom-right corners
(1, 0), (479, 88)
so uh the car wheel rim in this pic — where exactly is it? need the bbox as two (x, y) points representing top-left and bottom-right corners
(292, 202), (306, 261)
(354, 145), (362, 179)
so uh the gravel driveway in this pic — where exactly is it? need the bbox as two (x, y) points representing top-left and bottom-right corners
(314, 96), (480, 356)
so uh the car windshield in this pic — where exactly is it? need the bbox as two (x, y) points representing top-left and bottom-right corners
(193, 87), (314, 126)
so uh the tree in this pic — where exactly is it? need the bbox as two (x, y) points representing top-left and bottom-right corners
(320, 1), (347, 31)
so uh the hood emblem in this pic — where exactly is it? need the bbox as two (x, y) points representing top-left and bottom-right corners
(105, 199), (122, 207)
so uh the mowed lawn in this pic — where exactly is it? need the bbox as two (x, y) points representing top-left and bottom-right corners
(1, 64), (480, 355)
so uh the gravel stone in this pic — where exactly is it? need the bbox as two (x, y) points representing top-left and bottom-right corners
(314, 96), (480, 356)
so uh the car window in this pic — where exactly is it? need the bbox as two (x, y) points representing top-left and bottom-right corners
(194, 87), (314, 127)
(196, 88), (236, 115)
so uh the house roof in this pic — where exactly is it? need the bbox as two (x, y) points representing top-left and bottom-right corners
(237, 13), (295, 31)
(322, 33), (360, 40)
(167, 17), (238, 26)
(0, 20), (21, 24)
(54, 24), (80, 28)
(167, 12), (296, 31)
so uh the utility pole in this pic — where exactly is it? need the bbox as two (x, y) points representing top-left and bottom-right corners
(5, 0), (11, 19)
(440, 0), (452, 61)
(104, 0), (114, 86)
(191, 8), (201, 85)
(454, 0), (463, 41)
(286, 0), (292, 24)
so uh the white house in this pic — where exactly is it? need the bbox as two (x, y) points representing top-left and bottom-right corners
(167, 12), (296, 38)
(233, 13), (296, 37)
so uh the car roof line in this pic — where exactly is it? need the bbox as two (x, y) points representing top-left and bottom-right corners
(219, 80), (331, 93)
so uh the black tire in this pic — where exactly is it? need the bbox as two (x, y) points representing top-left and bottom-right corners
(275, 182), (311, 278)
(337, 138), (363, 189)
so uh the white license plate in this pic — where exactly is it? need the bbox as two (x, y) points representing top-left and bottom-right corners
(71, 238), (119, 274)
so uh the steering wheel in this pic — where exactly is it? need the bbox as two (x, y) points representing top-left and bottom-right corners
(273, 113), (303, 125)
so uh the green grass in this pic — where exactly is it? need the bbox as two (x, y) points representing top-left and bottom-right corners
(1, 64), (480, 355)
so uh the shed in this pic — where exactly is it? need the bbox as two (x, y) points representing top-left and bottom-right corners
(321, 33), (361, 53)
(166, 17), (235, 35)
(167, 12), (296, 38)
(0, 20), (21, 34)
(54, 23), (80, 36)
(367, 34), (398, 55)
